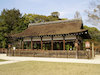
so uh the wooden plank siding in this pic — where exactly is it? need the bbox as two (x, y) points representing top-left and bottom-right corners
(63, 36), (65, 50)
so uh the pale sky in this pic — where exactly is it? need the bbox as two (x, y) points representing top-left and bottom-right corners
(0, 0), (98, 29)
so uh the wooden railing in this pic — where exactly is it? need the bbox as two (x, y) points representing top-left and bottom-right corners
(7, 49), (92, 59)
(95, 50), (100, 55)
(0, 48), (7, 53)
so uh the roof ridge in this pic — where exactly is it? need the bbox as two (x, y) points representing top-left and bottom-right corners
(28, 19), (82, 27)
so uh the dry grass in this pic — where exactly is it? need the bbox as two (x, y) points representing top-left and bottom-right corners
(0, 59), (7, 62)
(0, 61), (100, 75)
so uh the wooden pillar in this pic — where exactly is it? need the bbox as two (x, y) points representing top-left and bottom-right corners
(51, 36), (53, 50)
(22, 41), (24, 49)
(75, 39), (78, 59)
(31, 37), (33, 49)
(92, 43), (94, 59)
(81, 40), (83, 50)
(41, 37), (43, 50)
(20, 39), (22, 49)
(63, 36), (65, 50)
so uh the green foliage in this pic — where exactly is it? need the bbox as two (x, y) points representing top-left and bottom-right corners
(0, 9), (66, 48)
(0, 20), (8, 48)
(84, 26), (100, 42)
(0, 8), (27, 48)
(47, 16), (59, 21)
(66, 44), (70, 50)
(24, 42), (31, 49)
(43, 44), (45, 50)
(34, 43), (37, 49)
(0, 8), (22, 33)
(61, 18), (68, 20)
(84, 25), (100, 47)
(51, 12), (60, 18)
(69, 46), (72, 50)
(56, 43), (60, 49)
(43, 44), (49, 50)
(23, 13), (60, 24)
(23, 14), (47, 23)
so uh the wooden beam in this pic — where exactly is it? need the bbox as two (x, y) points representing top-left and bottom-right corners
(20, 39), (22, 49)
(22, 39), (24, 49)
(31, 37), (33, 50)
(51, 36), (53, 50)
(41, 37), (43, 50)
(63, 36), (65, 50)
(92, 43), (94, 59)
(75, 39), (78, 59)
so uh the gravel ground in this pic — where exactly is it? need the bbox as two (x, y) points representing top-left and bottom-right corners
(0, 54), (100, 65)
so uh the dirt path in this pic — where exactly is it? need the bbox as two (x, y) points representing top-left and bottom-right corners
(0, 54), (100, 65)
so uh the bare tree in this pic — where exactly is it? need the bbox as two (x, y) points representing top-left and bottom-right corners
(74, 11), (82, 19)
(85, 0), (100, 28)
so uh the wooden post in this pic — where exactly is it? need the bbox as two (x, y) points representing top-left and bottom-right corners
(76, 47), (78, 59)
(81, 40), (83, 50)
(75, 39), (78, 59)
(22, 38), (24, 49)
(20, 39), (22, 49)
(92, 43), (94, 59)
(51, 36), (53, 50)
(63, 36), (65, 50)
(7, 49), (8, 56)
(85, 41), (91, 59)
(7, 44), (11, 56)
(31, 37), (33, 50)
(12, 50), (14, 56)
(41, 37), (43, 50)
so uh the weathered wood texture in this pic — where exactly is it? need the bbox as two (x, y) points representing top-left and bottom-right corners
(31, 38), (33, 49)
(0, 48), (7, 53)
(95, 50), (100, 55)
(7, 49), (92, 59)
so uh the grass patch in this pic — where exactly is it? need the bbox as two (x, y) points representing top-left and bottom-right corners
(0, 61), (100, 75)
(0, 59), (7, 62)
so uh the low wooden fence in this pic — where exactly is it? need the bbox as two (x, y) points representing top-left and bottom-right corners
(0, 48), (7, 53)
(95, 50), (100, 55)
(7, 49), (92, 59)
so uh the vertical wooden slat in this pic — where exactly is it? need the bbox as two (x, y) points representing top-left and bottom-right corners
(19, 38), (22, 49)
(51, 36), (53, 50)
(31, 37), (33, 49)
(22, 38), (24, 49)
(63, 36), (65, 50)
(41, 37), (43, 50)
(75, 39), (78, 59)
(92, 43), (94, 58)
(22, 41), (24, 49)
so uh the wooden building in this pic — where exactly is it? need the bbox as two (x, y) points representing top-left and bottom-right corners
(11, 19), (90, 50)
(7, 19), (93, 59)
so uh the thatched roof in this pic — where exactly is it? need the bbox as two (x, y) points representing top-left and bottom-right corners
(11, 19), (90, 38)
